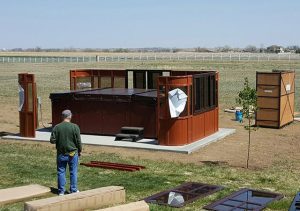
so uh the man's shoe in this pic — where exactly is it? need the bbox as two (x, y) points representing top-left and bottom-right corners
(58, 193), (64, 196)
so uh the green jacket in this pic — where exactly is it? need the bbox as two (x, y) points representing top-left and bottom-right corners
(50, 121), (82, 155)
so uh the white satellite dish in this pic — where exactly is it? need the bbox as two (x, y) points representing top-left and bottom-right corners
(168, 88), (188, 118)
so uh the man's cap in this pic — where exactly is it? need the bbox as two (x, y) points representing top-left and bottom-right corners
(62, 109), (72, 119)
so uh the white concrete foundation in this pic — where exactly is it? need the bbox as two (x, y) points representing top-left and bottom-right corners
(3, 128), (235, 154)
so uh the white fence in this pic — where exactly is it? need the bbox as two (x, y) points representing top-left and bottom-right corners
(0, 53), (300, 63)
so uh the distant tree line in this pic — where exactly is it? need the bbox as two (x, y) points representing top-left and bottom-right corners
(1, 45), (300, 53)
(195, 45), (300, 54)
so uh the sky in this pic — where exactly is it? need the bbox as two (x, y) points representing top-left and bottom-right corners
(0, 0), (299, 49)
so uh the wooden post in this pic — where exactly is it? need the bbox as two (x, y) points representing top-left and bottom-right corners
(18, 73), (37, 137)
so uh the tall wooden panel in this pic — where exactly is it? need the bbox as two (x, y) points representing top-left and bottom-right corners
(18, 73), (37, 137)
(157, 76), (193, 145)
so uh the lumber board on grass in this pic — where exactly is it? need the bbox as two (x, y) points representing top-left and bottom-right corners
(95, 200), (149, 211)
(24, 186), (125, 211)
(0, 184), (50, 206)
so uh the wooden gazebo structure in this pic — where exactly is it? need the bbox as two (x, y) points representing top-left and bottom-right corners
(50, 69), (219, 146)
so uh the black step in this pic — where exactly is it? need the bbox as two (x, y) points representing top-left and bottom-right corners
(121, 127), (144, 138)
(115, 133), (140, 142)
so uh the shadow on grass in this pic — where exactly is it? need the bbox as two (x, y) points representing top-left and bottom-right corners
(50, 187), (58, 195)
(0, 131), (16, 137)
(201, 161), (229, 166)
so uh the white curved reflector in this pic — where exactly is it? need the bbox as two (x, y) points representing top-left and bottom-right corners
(168, 88), (188, 118)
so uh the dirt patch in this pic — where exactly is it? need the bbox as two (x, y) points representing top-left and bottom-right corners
(79, 111), (300, 169)
(1, 102), (300, 169)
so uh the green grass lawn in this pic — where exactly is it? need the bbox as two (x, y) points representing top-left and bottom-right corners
(0, 140), (298, 211)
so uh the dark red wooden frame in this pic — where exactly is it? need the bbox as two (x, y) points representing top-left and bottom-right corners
(70, 69), (126, 90)
(80, 161), (145, 172)
(50, 88), (157, 138)
(157, 72), (219, 146)
(18, 73), (37, 137)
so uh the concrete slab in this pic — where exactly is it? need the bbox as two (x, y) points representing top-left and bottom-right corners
(0, 184), (50, 206)
(3, 128), (235, 154)
(294, 117), (300, 122)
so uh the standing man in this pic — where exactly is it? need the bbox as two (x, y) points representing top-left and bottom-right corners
(50, 109), (82, 196)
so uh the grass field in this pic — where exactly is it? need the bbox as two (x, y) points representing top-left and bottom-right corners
(1, 59), (299, 116)
(0, 140), (299, 211)
(0, 55), (300, 210)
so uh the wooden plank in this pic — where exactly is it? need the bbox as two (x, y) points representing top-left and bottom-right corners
(280, 72), (295, 95)
(0, 184), (50, 206)
(90, 161), (145, 169)
(80, 162), (140, 171)
(257, 97), (279, 109)
(256, 109), (279, 121)
(257, 73), (280, 85)
(96, 201), (149, 211)
(24, 186), (125, 211)
(192, 112), (205, 141)
(280, 94), (294, 127)
(257, 85), (279, 97)
(256, 120), (279, 128)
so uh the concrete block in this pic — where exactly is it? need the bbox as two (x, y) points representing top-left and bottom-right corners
(0, 184), (50, 206)
(96, 200), (149, 211)
(24, 186), (125, 211)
